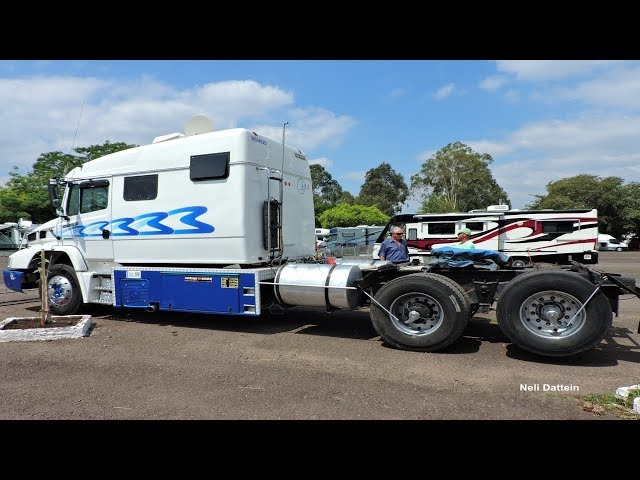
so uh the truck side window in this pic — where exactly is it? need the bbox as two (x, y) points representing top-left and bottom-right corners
(67, 184), (80, 216)
(80, 186), (108, 213)
(124, 174), (158, 201)
(67, 182), (109, 215)
(190, 152), (230, 180)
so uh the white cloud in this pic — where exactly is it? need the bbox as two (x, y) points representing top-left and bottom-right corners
(309, 157), (332, 168)
(479, 75), (508, 91)
(466, 113), (640, 209)
(531, 65), (640, 109)
(495, 60), (621, 81)
(465, 140), (514, 157)
(252, 107), (357, 152)
(0, 76), (354, 183)
(433, 83), (456, 100)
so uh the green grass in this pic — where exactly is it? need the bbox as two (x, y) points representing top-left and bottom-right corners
(580, 388), (640, 419)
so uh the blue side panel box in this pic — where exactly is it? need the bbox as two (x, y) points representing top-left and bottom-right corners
(113, 269), (258, 315)
(3, 270), (23, 292)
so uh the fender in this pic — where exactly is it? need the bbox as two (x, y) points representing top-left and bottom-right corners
(7, 245), (88, 272)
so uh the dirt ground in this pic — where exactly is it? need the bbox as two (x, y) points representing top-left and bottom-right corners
(0, 251), (638, 420)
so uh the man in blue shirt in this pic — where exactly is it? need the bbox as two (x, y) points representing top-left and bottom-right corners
(378, 227), (410, 263)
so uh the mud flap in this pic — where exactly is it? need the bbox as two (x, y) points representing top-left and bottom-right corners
(3, 270), (23, 292)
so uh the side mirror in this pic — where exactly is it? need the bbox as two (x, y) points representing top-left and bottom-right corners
(56, 207), (70, 220)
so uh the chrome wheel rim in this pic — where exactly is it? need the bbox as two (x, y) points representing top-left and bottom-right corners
(47, 275), (74, 308)
(519, 290), (586, 338)
(389, 292), (444, 336)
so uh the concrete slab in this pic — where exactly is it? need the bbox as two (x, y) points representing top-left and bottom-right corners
(0, 315), (93, 342)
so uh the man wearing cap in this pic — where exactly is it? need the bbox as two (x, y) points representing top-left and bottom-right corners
(454, 227), (476, 249)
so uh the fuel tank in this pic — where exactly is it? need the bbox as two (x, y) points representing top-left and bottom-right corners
(274, 263), (364, 309)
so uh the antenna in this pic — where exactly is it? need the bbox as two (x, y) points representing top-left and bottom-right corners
(185, 114), (214, 136)
(69, 100), (85, 155)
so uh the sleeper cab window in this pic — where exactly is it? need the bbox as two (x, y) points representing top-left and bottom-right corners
(190, 152), (230, 181)
(124, 174), (158, 201)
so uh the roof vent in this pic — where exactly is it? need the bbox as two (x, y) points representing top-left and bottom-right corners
(152, 132), (186, 144)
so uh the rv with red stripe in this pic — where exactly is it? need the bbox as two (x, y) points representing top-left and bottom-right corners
(374, 205), (599, 266)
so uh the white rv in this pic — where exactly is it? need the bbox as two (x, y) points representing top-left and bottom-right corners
(315, 228), (330, 248)
(0, 219), (34, 250)
(373, 205), (599, 266)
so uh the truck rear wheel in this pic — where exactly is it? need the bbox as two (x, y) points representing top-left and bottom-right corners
(370, 273), (470, 352)
(46, 264), (83, 315)
(496, 271), (612, 357)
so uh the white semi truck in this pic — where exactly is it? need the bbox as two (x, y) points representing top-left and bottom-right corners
(3, 119), (639, 358)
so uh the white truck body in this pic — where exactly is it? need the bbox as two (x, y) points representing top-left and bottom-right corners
(6, 126), (315, 312)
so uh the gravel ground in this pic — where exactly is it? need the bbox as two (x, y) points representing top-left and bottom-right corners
(0, 251), (638, 420)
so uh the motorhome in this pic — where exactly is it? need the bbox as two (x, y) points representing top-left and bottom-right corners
(315, 228), (330, 249)
(598, 234), (628, 252)
(0, 219), (34, 250)
(373, 205), (599, 266)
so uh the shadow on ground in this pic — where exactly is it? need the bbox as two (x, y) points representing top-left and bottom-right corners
(26, 303), (640, 365)
(504, 326), (640, 367)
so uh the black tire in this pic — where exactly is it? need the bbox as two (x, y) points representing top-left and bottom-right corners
(615, 247), (623, 252)
(496, 270), (612, 357)
(46, 264), (83, 315)
(370, 273), (470, 352)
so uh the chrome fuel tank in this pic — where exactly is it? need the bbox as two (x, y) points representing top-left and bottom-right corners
(274, 263), (364, 309)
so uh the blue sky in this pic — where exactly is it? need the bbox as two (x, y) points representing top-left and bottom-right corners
(1, 60), (639, 213)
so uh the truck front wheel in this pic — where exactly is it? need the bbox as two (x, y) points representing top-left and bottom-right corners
(496, 271), (612, 357)
(370, 273), (470, 352)
(46, 264), (83, 315)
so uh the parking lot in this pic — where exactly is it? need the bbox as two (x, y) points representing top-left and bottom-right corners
(0, 251), (638, 420)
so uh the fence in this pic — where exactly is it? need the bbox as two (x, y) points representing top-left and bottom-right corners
(324, 244), (375, 258)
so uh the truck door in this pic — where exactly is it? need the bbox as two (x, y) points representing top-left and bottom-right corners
(62, 178), (114, 262)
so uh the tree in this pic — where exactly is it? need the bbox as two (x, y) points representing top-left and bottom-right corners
(410, 141), (509, 213)
(310, 164), (351, 226)
(357, 163), (409, 216)
(527, 174), (630, 238)
(621, 182), (640, 239)
(318, 203), (389, 228)
(0, 141), (137, 223)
